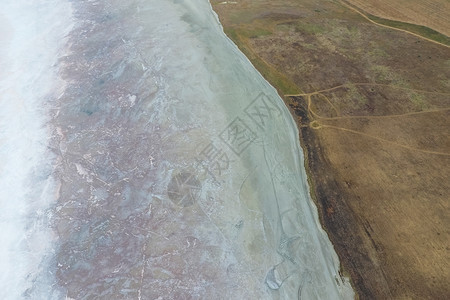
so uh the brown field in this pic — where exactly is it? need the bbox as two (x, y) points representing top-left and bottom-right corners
(212, 0), (450, 299)
(345, 0), (450, 37)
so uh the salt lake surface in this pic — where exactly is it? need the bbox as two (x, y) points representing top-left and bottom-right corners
(0, 0), (354, 299)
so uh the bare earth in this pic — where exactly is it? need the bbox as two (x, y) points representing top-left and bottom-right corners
(345, 0), (450, 37)
(212, 0), (450, 299)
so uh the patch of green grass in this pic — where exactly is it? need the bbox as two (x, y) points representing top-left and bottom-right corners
(370, 65), (393, 82)
(229, 10), (256, 24)
(368, 47), (388, 59)
(276, 23), (291, 32)
(224, 27), (301, 95)
(294, 22), (325, 35)
(367, 14), (450, 46)
(348, 84), (367, 105)
(241, 27), (273, 38)
(224, 27), (239, 41)
(408, 92), (427, 110)
(346, 25), (361, 39)
(440, 79), (450, 90)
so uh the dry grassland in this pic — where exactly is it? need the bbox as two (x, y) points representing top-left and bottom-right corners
(345, 0), (450, 36)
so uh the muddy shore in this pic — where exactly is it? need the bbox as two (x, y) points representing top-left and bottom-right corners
(286, 95), (391, 298)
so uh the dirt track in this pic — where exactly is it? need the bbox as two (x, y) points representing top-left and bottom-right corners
(344, 0), (450, 37)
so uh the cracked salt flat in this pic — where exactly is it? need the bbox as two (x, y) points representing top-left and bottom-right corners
(1, 0), (354, 299)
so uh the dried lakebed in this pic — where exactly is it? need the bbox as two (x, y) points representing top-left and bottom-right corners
(0, 0), (353, 298)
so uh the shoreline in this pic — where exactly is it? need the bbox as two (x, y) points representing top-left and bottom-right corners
(209, 4), (355, 298)
(284, 95), (381, 298)
(210, 2), (356, 297)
